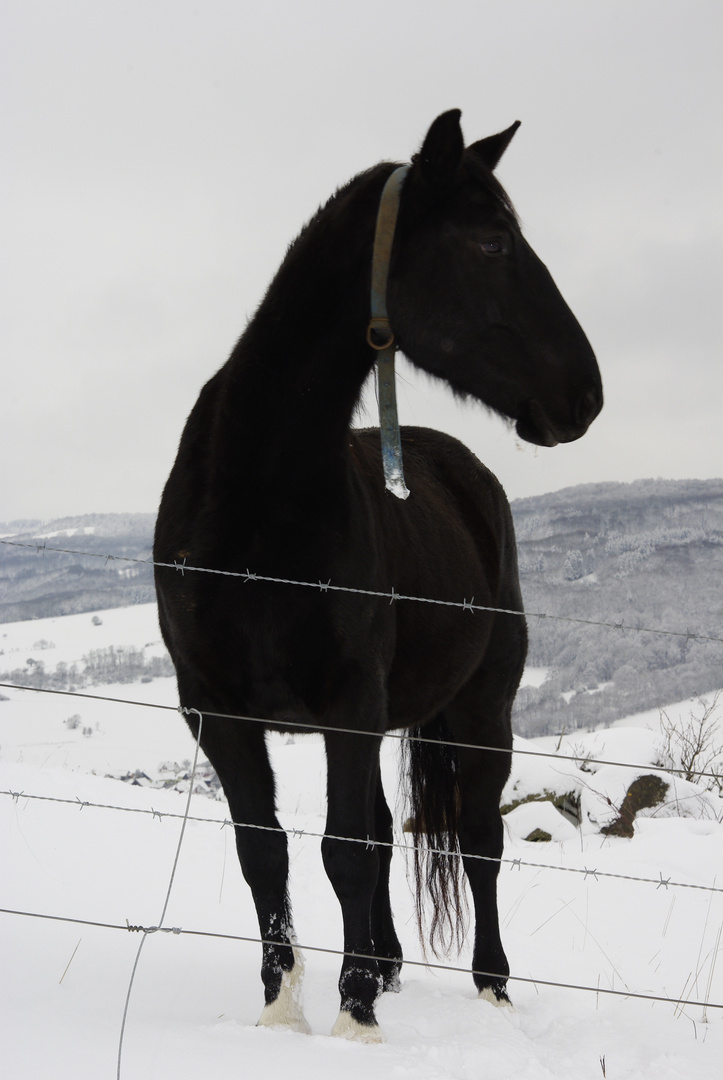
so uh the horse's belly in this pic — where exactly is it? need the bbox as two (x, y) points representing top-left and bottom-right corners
(385, 599), (495, 727)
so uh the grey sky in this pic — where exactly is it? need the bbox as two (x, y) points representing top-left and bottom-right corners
(2, 0), (721, 522)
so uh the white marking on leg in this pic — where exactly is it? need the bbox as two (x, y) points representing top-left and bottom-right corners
(330, 1010), (384, 1043)
(478, 986), (513, 1008)
(257, 951), (311, 1034)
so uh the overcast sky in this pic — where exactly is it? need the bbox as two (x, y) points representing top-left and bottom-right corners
(2, 0), (721, 523)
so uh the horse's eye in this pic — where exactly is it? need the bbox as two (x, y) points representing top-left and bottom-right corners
(480, 240), (503, 255)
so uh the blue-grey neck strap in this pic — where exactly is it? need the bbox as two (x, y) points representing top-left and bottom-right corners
(367, 164), (411, 500)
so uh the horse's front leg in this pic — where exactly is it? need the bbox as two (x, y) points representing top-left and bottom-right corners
(194, 712), (310, 1034)
(371, 774), (403, 992)
(322, 729), (385, 1042)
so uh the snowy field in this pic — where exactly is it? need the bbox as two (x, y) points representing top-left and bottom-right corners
(1, 604), (722, 1079)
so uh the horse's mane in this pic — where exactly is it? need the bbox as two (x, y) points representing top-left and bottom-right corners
(295, 152), (519, 252)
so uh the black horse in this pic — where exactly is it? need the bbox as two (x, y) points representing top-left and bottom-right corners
(154, 110), (602, 1041)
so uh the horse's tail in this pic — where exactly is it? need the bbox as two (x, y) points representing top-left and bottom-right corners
(402, 714), (467, 957)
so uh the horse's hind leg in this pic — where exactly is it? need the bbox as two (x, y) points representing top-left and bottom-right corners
(446, 648), (522, 1005)
(184, 702), (310, 1033)
(371, 773), (403, 992)
(455, 725), (511, 1004)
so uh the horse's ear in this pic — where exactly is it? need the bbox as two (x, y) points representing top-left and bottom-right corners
(467, 121), (521, 171)
(415, 109), (465, 188)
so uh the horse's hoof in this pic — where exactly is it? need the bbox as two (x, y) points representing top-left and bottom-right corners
(257, 957), (311, 1034)
(258, 1008), (311, 1035)
(478, 986), (512, 1008)
(331, 1010), (384, 1043)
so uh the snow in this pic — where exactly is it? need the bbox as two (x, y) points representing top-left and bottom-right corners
(519, 665), (548, 689)
(502, 799), (578, 843)
(12, 525), (98, 540)
(1, 605), (722, 1078)
(0, 603), (167, 671)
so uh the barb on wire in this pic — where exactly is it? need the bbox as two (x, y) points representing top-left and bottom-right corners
(1, 905), (720, 1013)
(3, 786), (722, 896)
(1, 536), (721, 645)
(126, 920), (182, 935)
(2, 678), (723, 783)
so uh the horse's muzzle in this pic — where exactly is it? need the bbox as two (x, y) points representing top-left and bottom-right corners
(516, 387), (603, 447)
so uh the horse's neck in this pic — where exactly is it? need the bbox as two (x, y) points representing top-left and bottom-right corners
(214, 295), (373, 503)
(208, 172), (385, 510)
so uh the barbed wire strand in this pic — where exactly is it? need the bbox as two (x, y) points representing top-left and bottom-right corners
(116, 709), (204, 1080)
(1, 536), (721, 646)
(3, 786), (722, 896)
(0, 904), (720, 1013)
(2, 678), (722, 783)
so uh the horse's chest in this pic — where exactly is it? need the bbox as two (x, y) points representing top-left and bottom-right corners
(203, 591), (366, 718)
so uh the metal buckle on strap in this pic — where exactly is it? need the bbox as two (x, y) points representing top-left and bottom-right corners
(366, 318), (394, 350)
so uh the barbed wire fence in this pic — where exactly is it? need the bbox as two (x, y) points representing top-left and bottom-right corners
(2, 679), (723, 782)
(2, 535), (723, 644)
(1, 536), (722, 1072)
(2, 753), (722, 893)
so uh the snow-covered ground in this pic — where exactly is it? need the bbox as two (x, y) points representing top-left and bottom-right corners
(1, 604), (722, 1078)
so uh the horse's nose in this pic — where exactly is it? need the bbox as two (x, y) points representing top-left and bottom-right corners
(575, 386), (603, 430)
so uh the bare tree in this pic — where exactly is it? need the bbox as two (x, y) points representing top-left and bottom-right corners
(658, 692), (723, 794)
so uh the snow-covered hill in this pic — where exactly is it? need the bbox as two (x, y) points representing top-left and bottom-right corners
(1, 604), (722, 1078)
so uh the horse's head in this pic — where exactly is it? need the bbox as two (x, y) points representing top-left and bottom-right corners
(388, 110), (602, 446)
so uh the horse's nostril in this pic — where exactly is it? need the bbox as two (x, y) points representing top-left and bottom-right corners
(576, 387), (602, 428)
